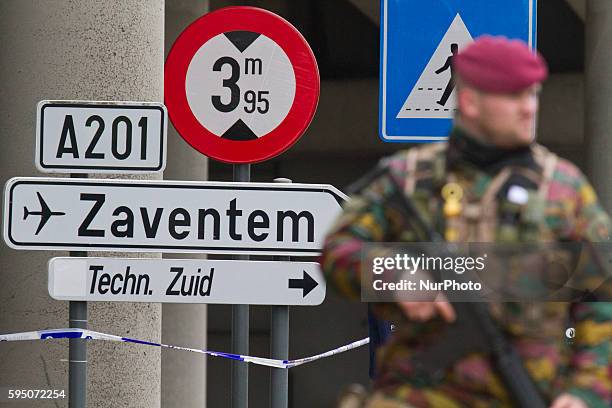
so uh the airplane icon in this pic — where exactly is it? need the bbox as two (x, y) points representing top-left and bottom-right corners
(23, 192), (66, 235)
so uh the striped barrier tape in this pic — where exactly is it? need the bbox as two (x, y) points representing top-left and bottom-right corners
(0, 328), (369, 369)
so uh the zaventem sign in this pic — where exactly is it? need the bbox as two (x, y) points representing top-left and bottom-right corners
(3, 178), (346, 256)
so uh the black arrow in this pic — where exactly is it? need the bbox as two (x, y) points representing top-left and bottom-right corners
(221, 119), (258, 141)
(289, 271), (318, 297)
(224, 31), (261, 53)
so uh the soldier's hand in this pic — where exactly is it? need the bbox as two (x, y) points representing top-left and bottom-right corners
(397, 295), (456, 323)
(549, 393), (588, 408)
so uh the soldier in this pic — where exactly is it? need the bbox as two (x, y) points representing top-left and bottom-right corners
(321, 36), (611, 408)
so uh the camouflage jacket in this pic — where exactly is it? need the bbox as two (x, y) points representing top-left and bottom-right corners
(320, 128), (612, 407)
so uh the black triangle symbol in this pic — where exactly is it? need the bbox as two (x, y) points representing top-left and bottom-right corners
(224, 31), (261, 53)
(221, 119), (258, 141)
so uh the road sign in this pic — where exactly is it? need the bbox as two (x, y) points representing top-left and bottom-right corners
(4, 177), (346, 256)
(165, 6), (319, 164)
(379, 0), (537, 142)
(48, 257), (326, 306)
(36, 101), (167, 173)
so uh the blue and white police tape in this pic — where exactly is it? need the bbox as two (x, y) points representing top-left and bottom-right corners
(0, 328), (369, 369)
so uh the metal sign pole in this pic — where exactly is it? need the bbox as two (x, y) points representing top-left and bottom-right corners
(270, 289), (289, 407)
(69, 174), (87, 408)
(232, 164), (250, 408)
(271, 178), (291, 408)
(69, 297), (87, 407)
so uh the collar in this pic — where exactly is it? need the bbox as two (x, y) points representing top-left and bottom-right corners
(447, 126), (538, 173)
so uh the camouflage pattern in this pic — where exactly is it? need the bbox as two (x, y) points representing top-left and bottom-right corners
(320, 128), (612, 407)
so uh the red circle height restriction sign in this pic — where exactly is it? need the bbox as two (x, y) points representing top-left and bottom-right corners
(165, 7), (320, 164)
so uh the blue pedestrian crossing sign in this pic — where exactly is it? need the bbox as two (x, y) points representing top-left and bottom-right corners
(379, 0), (537, 142)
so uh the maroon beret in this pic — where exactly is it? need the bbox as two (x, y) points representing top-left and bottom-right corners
(454, 35), (548, 93)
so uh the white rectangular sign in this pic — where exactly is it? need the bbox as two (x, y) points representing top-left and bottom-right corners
(4, 178), (346, 256)
(48, 258), (325, 305)
(36, 101), (167, 173)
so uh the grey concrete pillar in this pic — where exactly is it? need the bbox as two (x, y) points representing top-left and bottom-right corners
(0, 1), (164, 407)
(585, 0), (612, 211)
(162, 1), (209, 408)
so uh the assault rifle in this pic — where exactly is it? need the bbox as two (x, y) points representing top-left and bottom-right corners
(349, 165), (548, 408)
